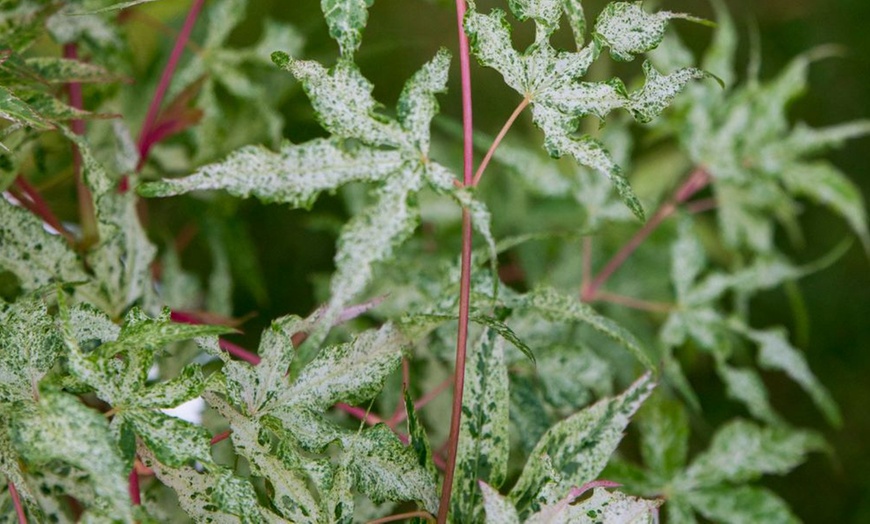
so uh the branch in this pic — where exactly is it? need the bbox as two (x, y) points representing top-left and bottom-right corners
(7, 481), (27, 524)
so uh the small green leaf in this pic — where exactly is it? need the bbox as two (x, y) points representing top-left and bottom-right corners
(563, 0), (587, 49)
(639, 398), (689, 478)
(124, 411), (213, 467)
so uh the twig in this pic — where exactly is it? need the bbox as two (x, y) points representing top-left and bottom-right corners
(471, 97), (529, 186)
(219, 339), (261, 365)
(594, 291), (675, 313)
(8, 177), (76, 244)
(136, 0), (206, 170)
(583, 168), (711, 301)
(210, 429), (232, 445)
(7, 480), (27, 524)
(128, 468), (141, 506)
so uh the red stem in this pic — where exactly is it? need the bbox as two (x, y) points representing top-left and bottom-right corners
(210, 429), (232, 445)
(62, 43), (98, 246)
(366, 510), (435, 524)
(136, 0), (206, 171)
(219, 339), (261, 365)
(128, 468), (141, 505)
(7, 481), (27, 524)
(9, 177), (76, 244)
(583, 168), (711, 301)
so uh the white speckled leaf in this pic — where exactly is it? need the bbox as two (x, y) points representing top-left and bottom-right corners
(139, 138), (405, 207)
(330, 173), (424, 311)
(321, 0), (374, 57)
(681, 420), (826, 488)
(563, 0), (587, 49)
(344, 424), (439, 513)
(671, 218), (706, 300)
(0, 297), (62, 403)
(518, 287), (654, 370)
(65, 132), (157, 317)
(136, 365), (207, 410)
(280, 323), (405, 411)
(508, 0), (561, 37)
(124, 410), (213, 466)
(593, 2), (705, 62)
(398, 48), (450, 154)
(509, 373), (655, 514)
(0, 199), (90, 292)
(206, 393), (321, 522)
(9, 390), (133, 521)
(527, 487), (662, 524)
(140, 445), (277, 522)
(451, 328), (510, 522)
(480, 481), (521, 524)
(273, 53), (404, 147)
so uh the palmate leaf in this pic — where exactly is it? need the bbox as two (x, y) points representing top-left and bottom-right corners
(451, 328), (510, 522)
(526, 486), (662, 524)
(509, 373), (655, 515)
(143, 47), (496, 317)
(465, 1), (710, 220)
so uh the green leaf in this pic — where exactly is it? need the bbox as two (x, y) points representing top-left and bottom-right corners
(509, 373), (655, 514)
(518, 287), (654, 370)
(23, 57), (118, 83)
(321, 0), (374, 57)
(716, 364), (782, 426)
(9, 390), (133, 521)
(451, 328), (510, 522)
(404, 388), (438, 486)
(563, 0), (587, 49)
(685, 486), (799, 524)
(681, 420), (826, 488)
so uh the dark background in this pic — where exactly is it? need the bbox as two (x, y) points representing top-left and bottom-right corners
(150, 1), (870, 521)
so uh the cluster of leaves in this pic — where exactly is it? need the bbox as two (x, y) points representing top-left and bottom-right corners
(0, 0), (866, 522)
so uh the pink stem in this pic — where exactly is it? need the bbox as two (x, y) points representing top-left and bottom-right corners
(128, 468), (141, 506)
(686, 197), (717, 214)
(583, 168), (711, 301)
(366, 510), (435, 524)
(335, 403), (385, 426)
(135, 0), (206, 171)
(472, 97), (529, 186)
(7, 481), (27, 524)
(9, 177), (76, 244)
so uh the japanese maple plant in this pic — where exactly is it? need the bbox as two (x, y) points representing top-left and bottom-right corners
(0, 0), (866, 522)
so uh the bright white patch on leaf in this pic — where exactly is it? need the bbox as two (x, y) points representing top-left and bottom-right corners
(480, 481), (521, 524)
(161, 396), (206, 425)
(527, 487), (662, 524)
